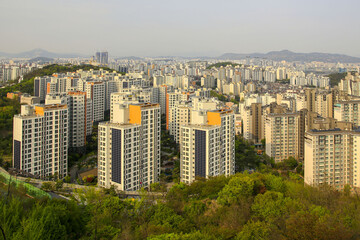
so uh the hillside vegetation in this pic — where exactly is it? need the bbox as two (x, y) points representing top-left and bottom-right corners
(207, 62), (241, 69)
(327, 72), (347, 87)
(0, 171), (359, 239)
(0, 64), (124, 97)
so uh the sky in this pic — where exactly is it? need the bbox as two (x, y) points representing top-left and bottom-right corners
(1, 0), (360, 57)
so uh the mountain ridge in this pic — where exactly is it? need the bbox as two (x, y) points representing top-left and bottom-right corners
(219, 50), (360, 63)
(0, 48), (86, 58)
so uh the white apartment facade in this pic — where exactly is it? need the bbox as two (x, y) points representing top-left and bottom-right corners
(180, 109), (235, 184)
(13, 104), (68, 178)
(85, 81), (105, 122)
(98, 103), (161, 191)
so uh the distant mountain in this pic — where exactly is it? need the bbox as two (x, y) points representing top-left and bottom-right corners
(219, 50), (360, 63)
(0, 48), (85, 58)
(29, 57), (54, 63)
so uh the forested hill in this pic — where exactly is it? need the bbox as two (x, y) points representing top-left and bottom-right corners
(0, 64), (124, 97)
(327, 72), (347, 87)
(206, 62), (241, 69)
(1, 172), (359, 239)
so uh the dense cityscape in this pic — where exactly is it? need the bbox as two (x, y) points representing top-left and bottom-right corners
(2, 0), (360, 239)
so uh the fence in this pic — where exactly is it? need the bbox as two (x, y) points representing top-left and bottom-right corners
(0, 171), (51, 199)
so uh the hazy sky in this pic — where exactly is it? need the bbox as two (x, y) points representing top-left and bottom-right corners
(1, 0), (360, 57)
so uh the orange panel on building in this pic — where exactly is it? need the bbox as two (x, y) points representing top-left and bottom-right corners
(129, 105), (142, 125)
(207, 112), (222, 126)
(47, 82), (51, 94)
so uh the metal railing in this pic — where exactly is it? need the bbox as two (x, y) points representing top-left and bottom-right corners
(0, 171), (51, 199)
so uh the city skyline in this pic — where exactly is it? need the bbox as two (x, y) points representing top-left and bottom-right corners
(1, 0), (360, 57)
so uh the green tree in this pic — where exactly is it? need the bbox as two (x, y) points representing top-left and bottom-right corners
(327, 72), (347, 86)
(13, 202), (68, 240)
(251, 191), (289, 222)
(264, 174), (286, 193)
(148, 231), (217, 240)
(41, 182), (54, 192)
(64, 175), (71, 183)
(217, 175), (258, 205)
(235, 221), (271, 240)
(55, 180), (64, 191)
(206, 62), (241, 69)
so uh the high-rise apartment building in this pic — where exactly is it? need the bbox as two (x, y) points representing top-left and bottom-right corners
(98, 102), (161, 191)
(304, 126), (360, 189)
(180, 124), (221, 183)
(243, 103), (264, 144)
(334, 100), (360, 126)
(85, 81), (105, 122)
(315, 92), (334, 118)
(265, 112), (301, 162)
(180, 109), (235, 184)
(304, 89), (334, 118)
(169, 102), (191, 143)
(110, 92), (138, 120)
(305, 88), (316, 113)
(166, 90), (189, 129)
(201, 75), (216, 88)
(67, 92), (91, 148)
(45, 92), (92, 148)
(13, 104), (68, 178)
(339, 72), (360, 96)
(159, 85), (169, 115)
(34, 76), (51, 101)
(168, 97), (218, 143)
(104, 81), (118, 111)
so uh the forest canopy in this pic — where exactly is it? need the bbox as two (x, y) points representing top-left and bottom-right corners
(1, 172), (359, 240)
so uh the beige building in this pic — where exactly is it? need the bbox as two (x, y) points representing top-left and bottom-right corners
(20, 94), (40, 105)
(265, 112), (301, 162)
(334, 100), (360, 126)
(243, 103), (264, 144)
(304, 89), (334, 118)
(304, 126), (360, 189)
(314, 92), (334, 118)
(339, 72), (360, 96)
(305, 89), (316, 113)
(235, 114), (242, 135)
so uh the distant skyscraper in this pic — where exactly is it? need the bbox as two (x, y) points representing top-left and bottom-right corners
(95, 51), (109, 65)
(96, 52), (101, 63)
(101, 52), (108, 65)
